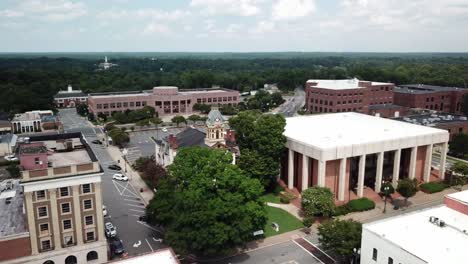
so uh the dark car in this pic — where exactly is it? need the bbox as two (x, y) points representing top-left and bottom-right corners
(110, 238), (124, 255)
(108, 164), (122, 171)
(91, 139), (103, 145)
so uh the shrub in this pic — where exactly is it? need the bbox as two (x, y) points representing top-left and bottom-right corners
(272, 184), (285, 195)
(301, 187), (335, 217)
(280, 196), (290, 204)
(303, 217), (315, 228)
(347, 198), (375, 212)
(420, 182), (448, 194)
(333, 205), (351, 216)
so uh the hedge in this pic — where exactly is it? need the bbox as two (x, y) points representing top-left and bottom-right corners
(420, 182), (448, 194)
(333, 198), (376, 216)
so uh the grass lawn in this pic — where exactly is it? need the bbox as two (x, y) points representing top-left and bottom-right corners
(264, 206), (303, 237)
(262, 193), (281, 204)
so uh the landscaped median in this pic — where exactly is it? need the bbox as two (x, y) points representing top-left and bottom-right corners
(419, 182), (449, 194)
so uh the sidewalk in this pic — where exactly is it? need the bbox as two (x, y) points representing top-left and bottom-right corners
(267, 202), (303, 220)
(106, 145), (154, 205)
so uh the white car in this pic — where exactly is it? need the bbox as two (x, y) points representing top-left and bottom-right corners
(4, 155), (18, 162)
(102, 205), (108, 217)
(112, 173), (128, 181)
(105, 222), (117, 238)
(162, 127), (168, 132)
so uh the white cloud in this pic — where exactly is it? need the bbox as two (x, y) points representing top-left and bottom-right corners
(226, 23), (242, 33)
(190, 0), (262, 16)
(250, 20), (275, 34)
(0, 9), (24, 18)
(272, 0), (315, 20)
(142, 23), (170, 35)
(19, 0), (87, 21)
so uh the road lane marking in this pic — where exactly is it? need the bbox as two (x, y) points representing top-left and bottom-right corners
(292, 240), (325, 264)
(136, 221), (163, 234)
(125, 203), (146, 208)
(123, 198), (141, 203)
(129, 208), (145, 213)
(145, 238), (154, 252)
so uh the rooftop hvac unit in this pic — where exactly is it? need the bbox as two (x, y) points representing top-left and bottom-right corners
(439, 221), (445, 227)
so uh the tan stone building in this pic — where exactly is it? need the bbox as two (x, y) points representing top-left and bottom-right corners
(0, 133), (107, 264)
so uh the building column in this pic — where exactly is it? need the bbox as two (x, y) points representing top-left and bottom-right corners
(358, 154), (366, 197)
(302, 154), (309, 191)
(338, 158), (347, 201)
(409, 146), (417, 180)
(392, 149), (401, 187)
(423, 144), (433, 182)
(317, 160), (326, 187)
(375, 152), (384, 192)
(24, 192), (39, 255)
(49, 189), (62, 249)
(72, 185), (84, 245)
(288, 149), (294, 189)
(94, 182), (106, 241)
(440, 142), (448, 180)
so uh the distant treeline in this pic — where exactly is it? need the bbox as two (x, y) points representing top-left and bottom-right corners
(1, 54), (467, 113)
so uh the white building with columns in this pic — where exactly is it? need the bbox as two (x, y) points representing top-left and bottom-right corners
(281, 112), (449, 201)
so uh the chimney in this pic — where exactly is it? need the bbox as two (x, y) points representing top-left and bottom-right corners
(168, 134), (178, 149)
(68, 85), (72, 92)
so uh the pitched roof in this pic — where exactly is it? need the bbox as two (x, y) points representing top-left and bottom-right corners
(175, 127), (206, 148)
(206, 109), (225, 126)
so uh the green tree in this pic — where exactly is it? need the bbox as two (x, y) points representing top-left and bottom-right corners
(396, 178), (418, 206)
(108, 128), (129, 147)
(76, 103), (88, 116)
(451, 161), (468, 187)
(380, 181), (395, 197)
(112, 112), (129, 124)
(146, 147), (267, 256)
(301, 187), (336, 217)
(188, 114), (201, 123)
(193, 103), (211, 114)
(271, 92), (285, 107)
(151, 117), (163, 126)
(318, 219), (362, 262)
(450, 133), (468, 158)
(171, 115), (186, 127)
(6, 163), (20, 178)
(229, 111), (286, 188)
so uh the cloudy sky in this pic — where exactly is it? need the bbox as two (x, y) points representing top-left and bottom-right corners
(1, 0), (467, 52)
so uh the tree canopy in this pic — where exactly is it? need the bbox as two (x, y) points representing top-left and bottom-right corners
(318, 219), (362, 261)
(146, 147), (267, 256)
(449, 133), (468, 158)
(229, 111), (286, 188)
(301, 187), (336, 217)
(396, 178), (418, 206)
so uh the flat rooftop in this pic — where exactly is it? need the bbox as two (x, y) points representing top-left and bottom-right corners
(364, 191), (468, 264)
(0, 180), (27, 238)
(89, 87), (237, 98)
(368, 104), (405, 110)
(284, 112), (448, 150)
(113, 248), (179, 264)
(306, 78), (393, 90)
(395, 112), (468, 127)
(395, 84), (466, 94)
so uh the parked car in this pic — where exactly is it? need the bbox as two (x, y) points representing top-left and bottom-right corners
(108, 164), (122, 171)
(110, 238), (124, 255)
(105, 222), (117, 238)
(162, 127), (168, 132)
(91, 139), (103, 145)
(112, 173), (128, 181)
(4, 155), (18, 161)
(102, 205), (108, 217)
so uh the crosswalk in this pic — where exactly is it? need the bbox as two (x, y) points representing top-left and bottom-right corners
(125, 147), (142, 164)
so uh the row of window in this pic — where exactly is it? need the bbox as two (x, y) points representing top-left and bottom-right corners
(37, 198), (93, 219)
(196, 96), (237, 104)
(40, 230), (96, 251)
(42, 251), (98, 264)
(56, 98), (87, 103)
(35, 184), (92, 201)
(372, 248), (398, 264)
(308, 90), (365, 96)
(311, 107), (362, 113)
(38, 215), (94, 235)
(96, 101), (147, 110)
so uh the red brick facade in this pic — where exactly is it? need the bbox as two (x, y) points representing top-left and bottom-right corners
(394, 87), (468, 114)
(0, 236), (32, 261)
(305, 80), (395, 115)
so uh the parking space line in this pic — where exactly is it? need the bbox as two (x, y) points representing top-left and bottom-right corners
(136, 221), (163, 234)
(126, 203), (146, 208)
(145, 238), (154, 252)
(129, 208), (145, 213)
(123, 198), (141, 203)
(292, 240), (325, 264)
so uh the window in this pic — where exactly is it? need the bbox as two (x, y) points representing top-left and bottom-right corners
(86, 231), (95, 242)
(87, 251), (98, 261)
(123, 102), (128, 107)
(142, 101), (147, 106)
(41, 240), (51, 251)
(64, 235), (74, 246)
(63, 219), (72, 230)
(129, 102), (134, 107)
(110, 103), (115, 109)
(35, 157), (40, 165)
(61, 203), (71, 214)
(372, 248), (378, 261)
(83, 199), (93, 210)
(388, 257), (393, 264)
(459, 127), (463, 133)
(82, 184), (91, 194)
(38, 206), (48, 218)
(136, 102), (141, 107)
(59, 187), (69, 197)
(103, 103), (109, 109)
(39, 223), (49, 235)
(85, 215), (94, 226)
(36, 190), (46, 200)
(97, 104), (102, 109)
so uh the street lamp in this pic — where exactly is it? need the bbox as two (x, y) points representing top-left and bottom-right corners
(352, 248), (361, 264)
(122, 148), (128, 174)
(383, 180), (390, 214)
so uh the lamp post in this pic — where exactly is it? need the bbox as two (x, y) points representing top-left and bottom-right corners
(122, 148), (128, 174)
(352, 248), (361, 264)
(383, 181), (390, 214)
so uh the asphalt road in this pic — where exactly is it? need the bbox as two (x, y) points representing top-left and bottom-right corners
(58, 109), (164, 259)
(274, 88), (306, 117)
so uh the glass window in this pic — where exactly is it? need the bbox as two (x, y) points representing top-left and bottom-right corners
(123, 102), (128, 107)
(36, 190), (46, 200)
(85, 215), (94, 226)
(60, 187), (69, 197)
(86, 231), (95, 242)
(38, 206), (48, 218)
(129, 102), (135, 107)
(136, 102), (141, 107)
(388, 257), (393, 264)
(82, 184), (91, 193)
(83, 199), (93, 210)
(64, 235), (74, 246)
(116, 102), (122, 108)
(61, 203), (71, 214)
(40, 223), (49, 233)
(63, 219), (72, 230)
(41, 240), (51, 251)
(372, 248), (378, 261)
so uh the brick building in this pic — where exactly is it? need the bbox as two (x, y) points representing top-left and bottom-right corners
(0, 133), (107, 264)
(394, 111), (468, 140)
(281, 113), (449, 202)
(54, 85), (88, 108)
(394, 84), (468, 114)
(88, 86), (240, 118)
(305, 78), (403, 117)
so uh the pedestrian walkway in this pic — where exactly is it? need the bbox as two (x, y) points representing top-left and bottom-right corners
(107, 145), (154, 205)
(267, 202), (303, 220)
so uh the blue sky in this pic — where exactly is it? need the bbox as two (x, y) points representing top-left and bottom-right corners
(1, 0), (467, 52)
